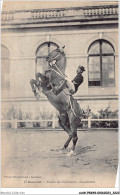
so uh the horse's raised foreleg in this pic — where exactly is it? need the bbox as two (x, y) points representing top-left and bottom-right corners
(58, 112), (72, 150)
(30, 79), (40, 99)
(30, 79), (37, 92)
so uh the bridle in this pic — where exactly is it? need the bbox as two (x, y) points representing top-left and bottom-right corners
(48, 53), (68, 79)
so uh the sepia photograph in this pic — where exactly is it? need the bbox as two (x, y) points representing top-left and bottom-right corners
(1, 0), (119, 189)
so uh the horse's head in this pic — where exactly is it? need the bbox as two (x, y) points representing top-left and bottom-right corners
(46, 46), (66, 85)
(46, 46), (65, 63)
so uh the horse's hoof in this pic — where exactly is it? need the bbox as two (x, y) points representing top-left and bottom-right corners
(62, 147), (66, 150)
(35, 93), (40, 100)
(67, 150), (74, 156)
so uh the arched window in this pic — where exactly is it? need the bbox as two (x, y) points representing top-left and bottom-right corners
(36, 42), (58, 73)
(88, 40), (115, 87)
(1, 45), (10, 90)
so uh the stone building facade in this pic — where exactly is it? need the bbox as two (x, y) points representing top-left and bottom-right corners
(1, 2), (119, 119)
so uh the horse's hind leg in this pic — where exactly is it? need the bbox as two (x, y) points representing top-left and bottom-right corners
(63, 134), (72, 150)
(58, 112), (72, 150)
(30, 79), (41, 99)
(72, 129), (78, 151)
(69, 112), (80, 152)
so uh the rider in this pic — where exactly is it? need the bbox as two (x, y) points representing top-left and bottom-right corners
(53, 65), (85, 95)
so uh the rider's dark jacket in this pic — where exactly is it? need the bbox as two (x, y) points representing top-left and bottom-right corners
(72, 73), (83, 92)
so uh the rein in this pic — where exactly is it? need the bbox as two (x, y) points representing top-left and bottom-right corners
(49, 58), (68, 79)
(54, 63), (68, 78)
(48, 50), (68, 79)
(52, 68), (65, 78)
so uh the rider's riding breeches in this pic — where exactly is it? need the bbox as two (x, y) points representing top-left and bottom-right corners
(66, 79), (75, 95)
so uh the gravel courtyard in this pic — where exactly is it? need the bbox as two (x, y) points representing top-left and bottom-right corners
(1, 128), (118, 188)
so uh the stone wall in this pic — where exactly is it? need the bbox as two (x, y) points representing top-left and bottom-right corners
(1, 28), (118, 99)
(1, 3), (119, 116)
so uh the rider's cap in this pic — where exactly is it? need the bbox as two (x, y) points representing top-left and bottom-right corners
(78, 65), (86, 72)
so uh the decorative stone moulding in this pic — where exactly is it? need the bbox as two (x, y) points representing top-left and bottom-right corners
(1, 5), (118, 22)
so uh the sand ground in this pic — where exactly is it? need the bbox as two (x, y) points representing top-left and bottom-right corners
(1, 128), (118, 188)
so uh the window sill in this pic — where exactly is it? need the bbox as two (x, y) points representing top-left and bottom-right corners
(88, 85), (115, 88)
